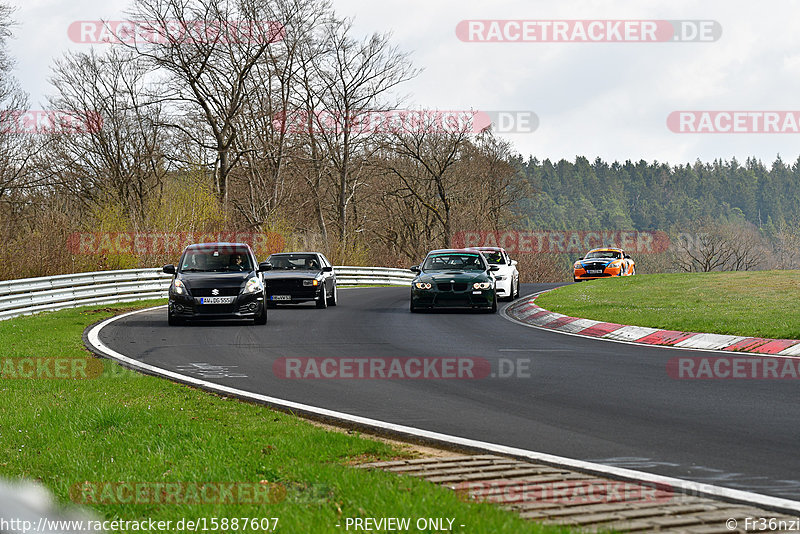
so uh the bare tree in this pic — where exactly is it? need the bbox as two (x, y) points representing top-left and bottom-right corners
(671, 219), (767, 272)
(0, 2), (34, 206)
(306, 17), (418, 251)
(383, 125), (471, 250)
(124, 0), (294, 206)
(46, 48), (170, 223)
(230, 0), (331, 229)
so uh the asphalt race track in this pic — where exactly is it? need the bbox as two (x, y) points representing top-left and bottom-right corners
(94, 284), (800, 500)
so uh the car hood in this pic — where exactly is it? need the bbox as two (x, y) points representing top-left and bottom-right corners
(262, 270), (322, 280)
(579, 259), (619, 268)
(416, 270), (490, 283)
(177, 271), (254, 288)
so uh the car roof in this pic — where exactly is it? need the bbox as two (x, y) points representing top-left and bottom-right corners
(466, 246), (505, 252)
(268, 251), (321, 256)
(586, 248), (624, 253)
(426, 248), (485, 255)
(185, 242), (252, 250)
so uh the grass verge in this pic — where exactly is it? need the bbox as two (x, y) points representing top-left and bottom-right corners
(0, 301), (570, 533)
(535, 271), (800, 339)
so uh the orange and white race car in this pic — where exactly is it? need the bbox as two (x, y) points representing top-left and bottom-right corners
(573, 248), (635, 282)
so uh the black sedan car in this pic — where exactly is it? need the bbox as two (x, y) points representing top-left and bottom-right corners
(410, 249), (500, 313)
(263, 252), (337, 308)
(162, 243), (271, 325)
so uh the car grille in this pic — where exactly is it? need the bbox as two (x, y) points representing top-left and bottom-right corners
(267, 279), (306, 291)
(192, 287), (240, 297)
(581, 263), (609, 274)
(436, 282), (469, 292)
(435, 295), (470, 306)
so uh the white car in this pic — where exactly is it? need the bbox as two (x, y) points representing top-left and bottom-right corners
(469, 247), (519, 300)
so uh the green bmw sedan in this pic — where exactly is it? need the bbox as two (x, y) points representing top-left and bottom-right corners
(409, 249), (500, 313)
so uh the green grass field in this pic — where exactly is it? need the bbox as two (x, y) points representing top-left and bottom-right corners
(535, 270), (800, 339)
(0, 302), (571, 534)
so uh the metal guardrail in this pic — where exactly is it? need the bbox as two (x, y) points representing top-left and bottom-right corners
(0, 266), (414, 321)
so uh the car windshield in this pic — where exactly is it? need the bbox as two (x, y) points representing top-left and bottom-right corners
(422, 253), (485, 271)
(584, 250), (622, 260)
(180, 248), (253, 272)
(480, 251), (506, 265)
(267, 254), (321, 270)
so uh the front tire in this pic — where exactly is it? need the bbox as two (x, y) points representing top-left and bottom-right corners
(327, 285), (338, 306)
(168, 312), (182, 326)
(253, 302), (267, 325)
(316, 287), (328, 308)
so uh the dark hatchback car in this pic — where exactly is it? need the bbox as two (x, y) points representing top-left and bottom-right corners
(410, 249), (500, 313)
(162, 243), (271, 325)
(263, 252), (337, 308)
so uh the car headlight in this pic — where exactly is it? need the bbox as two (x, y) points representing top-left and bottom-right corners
(172, 279), (187, 295)
(243, 277), (264, 294)
(414, 282), (432, 289)
(473, 282), (492, 290)
(303, 279), (321, 286)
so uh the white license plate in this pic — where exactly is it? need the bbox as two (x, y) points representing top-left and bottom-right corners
(588, 270), (604, 274)
(472, 290), (482, 294)
(271, 295), (291, 301)
(199, 296), (235, 304)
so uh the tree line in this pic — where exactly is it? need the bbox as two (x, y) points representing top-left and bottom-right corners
(0, 0), (523, 279)
(0, 0), (798, 281)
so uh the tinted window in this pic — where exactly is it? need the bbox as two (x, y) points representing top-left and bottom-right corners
(422, 253), (486, 271)
(481, 251), (506, 265)
(181, 247), (253, 272)
(267, 254), (321, 270)
(585, 250), (622, 260)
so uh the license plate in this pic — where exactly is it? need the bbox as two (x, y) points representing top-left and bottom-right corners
(199, 296), (235, 304)
(472, 290), (482, 294)
(588, 270), (604, 274)
(271, 295), (291, 301)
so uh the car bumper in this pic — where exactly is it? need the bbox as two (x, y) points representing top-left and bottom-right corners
(411, 288), (496, 309)
(573, 268), (622, 280)
(168, 292), (264, 319)
(266, 288), (323, 304)
(494, 277), (512, 296)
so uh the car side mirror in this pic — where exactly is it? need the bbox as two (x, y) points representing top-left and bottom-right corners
(410, 265), (420, 273)
(489, 265), (500, 272)
(510, 260), (518, 266)
(577, 257), (583, 261)
(162, 264), (175, 275)
(624, 255), (631, 260)
(322, 266), (333, 272)
(258, 262), (272, 272)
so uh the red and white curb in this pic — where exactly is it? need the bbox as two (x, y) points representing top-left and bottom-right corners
(504, 293), (800, 356)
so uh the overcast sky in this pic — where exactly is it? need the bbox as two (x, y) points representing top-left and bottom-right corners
(7, 0), (800, 165)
